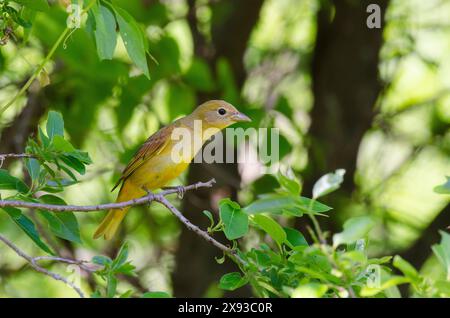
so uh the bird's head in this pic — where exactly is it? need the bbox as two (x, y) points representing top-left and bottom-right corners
(191, 100), (251, 129)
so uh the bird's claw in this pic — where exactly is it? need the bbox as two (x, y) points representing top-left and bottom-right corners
(176, 186), (185, 199)
(161, 185), (186, 199)
(142, 187), (153, 207)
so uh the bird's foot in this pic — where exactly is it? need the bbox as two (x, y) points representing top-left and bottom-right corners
(176, 186), (185, 199)
(162, 185), (185, 199)
(142, 187), (153, 206)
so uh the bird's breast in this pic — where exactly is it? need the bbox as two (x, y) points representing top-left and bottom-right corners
(126, 124), (219, 190)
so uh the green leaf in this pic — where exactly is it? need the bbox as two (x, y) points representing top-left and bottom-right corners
(2, 207), (53, 254)
(92, 255), (112, 266)
(312, 169), (346, 199)
(92, 1), (117, 60)
(38, 126), (50, 148)
(291, 283), (328, 298)
(52, 136), (75, 153)
(243, 194), (331, 216)
(68, 151), (92, 165)
(90, 290), (102, 298)
(112, 242), (129, 270)
(120, 290), (134, 298)
(40, 211), (81, 244)
(277, 168), (301, 195)
(434, 177), (450, 195)
(368, 256), (393, 265)
(43, 178), (76, 193)
(0, 169), (29, 193)
(360, 275), (410, 297)
(435, 280), (450, 296)
(393, 256), (420, 281)
(5, 5), (31, 27)
(284, 227), (308, 248)
(13, 0), (49, 12)
(114, 6), (150, 78)
(142, 291), (172, 298)
(46, 111), (64, 140)
(202, 210), (214, 228)
(333, 216), (375, 247)
(219, 272), (248, 291)
(432, 231), (450, 280)
(297, 197), (333, 214)
(59, 164), (78, 182)
(219, 199), (248, 240)
(244, 194), (299, 215)
(295, 265), (339, 285)
(116, 262), (136, 276)
(25, 158), (40, 181)
(252, 214), (287, 248)
(60, 155), (86, 175)
(342, 250), (367, 263)
(38, 195), (81, 244)
(251, 249), (271, 267)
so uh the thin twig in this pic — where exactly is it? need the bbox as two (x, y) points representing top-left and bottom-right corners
(308, 199), (327, 244)
(0, 178), (242, 261)
(309, 214), (327, 244)
(0, 153), (33, 168)
(0, 153), (33, 159)
(0, 179), (217, 212)
(154, 194), (244, 264)
(33, 256), (97, 273)
(0, 234), (88, 297)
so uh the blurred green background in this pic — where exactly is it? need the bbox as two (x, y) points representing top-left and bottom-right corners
(0, 0), (449, 297)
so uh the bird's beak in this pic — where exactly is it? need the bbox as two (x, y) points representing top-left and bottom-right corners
(231, 112), (252, 122)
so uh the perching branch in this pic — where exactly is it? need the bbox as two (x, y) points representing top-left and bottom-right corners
(0, 179), (216, 212)
(0, 177), (242, 263)
(0, 234), (97, 297)
(0, 153), (33, 168)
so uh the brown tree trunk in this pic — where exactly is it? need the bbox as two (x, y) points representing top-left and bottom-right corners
(300, 0), (389, 234)
(307, 0), (389, 192)
(172, 0), (264, 297)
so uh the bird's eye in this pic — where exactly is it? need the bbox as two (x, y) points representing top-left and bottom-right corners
(218, 108), (226, 115)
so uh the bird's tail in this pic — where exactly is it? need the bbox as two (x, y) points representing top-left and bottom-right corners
(93, 181), (145, 240)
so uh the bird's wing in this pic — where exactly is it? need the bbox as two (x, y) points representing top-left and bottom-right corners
(112, 124), (175, 191)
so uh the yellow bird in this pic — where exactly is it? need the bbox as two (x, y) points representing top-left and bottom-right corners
(94, 100), (251, 240)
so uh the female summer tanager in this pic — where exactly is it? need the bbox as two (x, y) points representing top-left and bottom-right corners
(94, 100), (251, 239)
